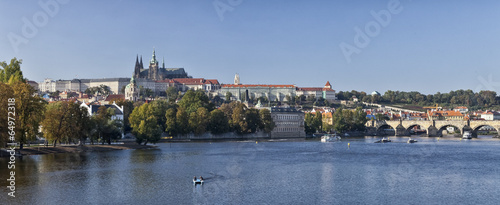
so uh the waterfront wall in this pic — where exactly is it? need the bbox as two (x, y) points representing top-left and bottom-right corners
(177, 131), (271, 140)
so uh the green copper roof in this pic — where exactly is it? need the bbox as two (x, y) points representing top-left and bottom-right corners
(150, 48), (157, 64)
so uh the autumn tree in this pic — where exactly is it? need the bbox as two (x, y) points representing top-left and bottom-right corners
(231, 102), (248, 134)
(42, 101), (71, 147)
(12, 81), (46, 149)
(0, 83), (14, 147)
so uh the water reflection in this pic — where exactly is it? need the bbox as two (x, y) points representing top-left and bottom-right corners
(3, 138), (500, 204)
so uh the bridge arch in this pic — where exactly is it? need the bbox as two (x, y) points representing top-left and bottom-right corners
(472, 125), (498, 137)
(405, 124), (427, 135)
(437, 124), (464, 136)
(376, 124), (395, 136)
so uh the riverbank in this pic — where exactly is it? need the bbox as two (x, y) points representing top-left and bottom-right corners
(0, 143), (155, 157)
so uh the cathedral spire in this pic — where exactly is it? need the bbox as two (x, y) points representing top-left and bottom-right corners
(134, 54), (141, 78)
(162, 57), (165, 68)
(139, 55), (143, 68)
(150, 48), (157, 65)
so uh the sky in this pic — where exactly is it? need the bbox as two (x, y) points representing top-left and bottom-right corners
(1, 0), (499, 94)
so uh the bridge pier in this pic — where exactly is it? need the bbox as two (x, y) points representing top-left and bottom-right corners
(427, 126), (439, 137)
(365, 127), (377, 136)
(395, 125), (410, 136)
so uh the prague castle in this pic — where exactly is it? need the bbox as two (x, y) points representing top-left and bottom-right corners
(133, 49), (188, 80)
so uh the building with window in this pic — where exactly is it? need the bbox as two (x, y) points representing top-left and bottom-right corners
(270, 107), (306, 138)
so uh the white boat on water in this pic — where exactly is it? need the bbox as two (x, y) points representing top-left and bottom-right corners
(193, 179), (204, 184)
(374, 137), (391, 143)
(407, 138), (418, 143)
(321, 134), (341, 142)
(463, 131), (472, 139)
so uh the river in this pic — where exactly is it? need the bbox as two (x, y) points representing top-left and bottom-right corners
(2, 136), (500, 204)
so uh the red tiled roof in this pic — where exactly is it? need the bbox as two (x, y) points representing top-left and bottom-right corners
(297, 87), (323, 91)
(173, 78), (205, 84)
(325, 81), (331, 87)
(105, 94), (124, 102)
(429, 110), (463, 117)
(156, 79), (175, 83)
(222, 84), (295, 88)
(205, 79), (220, 85)
(297, 87), (335, 92)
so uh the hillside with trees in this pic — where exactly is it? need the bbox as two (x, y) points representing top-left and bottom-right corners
(337, 90), (500, 111)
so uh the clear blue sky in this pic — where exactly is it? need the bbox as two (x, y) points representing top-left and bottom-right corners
(1, 0), (499, 94)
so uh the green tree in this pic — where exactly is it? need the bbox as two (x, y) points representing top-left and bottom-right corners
(208, 109), (230, 135)
(165, 107), (178, 136)
(148, 100), (170, 131)
(166, 86), (179, 102)
(189, 107), (209, 135)
(259, 109), (275, 133)
(66, 102), (93, 145)
(175, 108), (189, 135)
(0, 58), (24, 83)
(178, 89), (213, 114)
(129, 103), (161, 145)
(304, 113), (315, 134)
(93, 106), (111, 144)
(332, 108), (347, 133)
(353, 107), (367, 131)
(225, 92), (233, 102)
(231, 103), (248, 134)
(135, 115), (161, 145)
(245, 108), (261, 133)
(144, 88), (154, 98)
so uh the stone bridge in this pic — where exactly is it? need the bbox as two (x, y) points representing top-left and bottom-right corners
(366, 120), (500, 137)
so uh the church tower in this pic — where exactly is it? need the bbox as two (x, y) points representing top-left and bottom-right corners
(148, 49), (160, 80)
(134, 55), (142, 79)
(139, 55), (144, 69)
(125, 76), (139, 102)
(324, 81), (332, 89)
(234, 73), (241, 85)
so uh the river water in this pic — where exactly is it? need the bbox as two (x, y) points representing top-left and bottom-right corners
(2, 136), (500, 205)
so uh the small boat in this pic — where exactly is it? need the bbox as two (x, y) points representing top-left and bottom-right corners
(321, 134), (341, 142)
(193, 179), (204, 184)
(407, 138), (417, 143)
(375, 137), (391, 143)
(463, 131), (472, 139)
